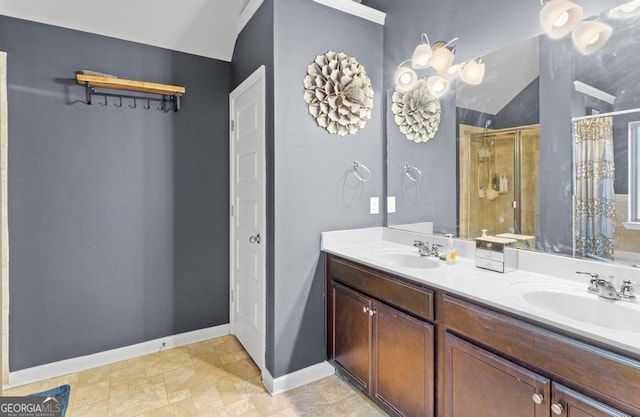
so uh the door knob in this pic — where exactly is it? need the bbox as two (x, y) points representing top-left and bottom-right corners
(369, 309), (376, 316)
(362, 306), (369, 314)
(551, 403), (564, 415)
(531, 393), (544, 405)
(249, 233), (261, 244)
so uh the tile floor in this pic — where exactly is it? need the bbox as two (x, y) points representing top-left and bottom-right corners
(3, 335), (387, 416)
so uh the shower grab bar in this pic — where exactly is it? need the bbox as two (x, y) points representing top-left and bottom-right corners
(404, 164), (422, 183)
(352, 161), (371, 182)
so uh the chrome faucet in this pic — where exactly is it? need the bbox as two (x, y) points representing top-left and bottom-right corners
(576, 272), (639, 302)
(620, 280), (640, 301)
(413, 240), (442, 257)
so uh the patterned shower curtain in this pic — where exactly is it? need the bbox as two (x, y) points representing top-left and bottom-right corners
(574, 116), (615, 261)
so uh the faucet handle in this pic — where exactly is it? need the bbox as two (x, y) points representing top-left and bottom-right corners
(620, 280), (640, 301)
(577, 271), (600, 293)
(576, 271), (600, 279)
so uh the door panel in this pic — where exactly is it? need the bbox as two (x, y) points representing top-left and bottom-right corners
(444, 332), (551, 417)
(552, 384), (630, 417)
(373, 301), (434, 417)
(332, 283), (371, 392)
(230, 67), (265, 370)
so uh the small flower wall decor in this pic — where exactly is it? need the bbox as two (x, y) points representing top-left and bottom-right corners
(392, 79), (441, 143)
(303, 51), (374, 136)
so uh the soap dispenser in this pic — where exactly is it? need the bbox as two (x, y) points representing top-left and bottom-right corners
(445, 234), (457, 264)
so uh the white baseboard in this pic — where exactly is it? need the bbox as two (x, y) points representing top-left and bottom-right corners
(5, 324), (230, 389)
(262, 361), (335, 396)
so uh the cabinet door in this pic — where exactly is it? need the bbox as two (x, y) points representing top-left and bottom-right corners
(373, 301), (434, 417)
(332, 283), (371, 392)
(444, 332), (551, 417)
(551, 384), (631, 417)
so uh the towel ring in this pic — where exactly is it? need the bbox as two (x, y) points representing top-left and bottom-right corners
(352, 161), (371, 182)
(404, 164), (422, 182)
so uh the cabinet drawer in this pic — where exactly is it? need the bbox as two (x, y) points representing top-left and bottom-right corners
(439, 294), (640, 414)
(329, 256), (434, 322)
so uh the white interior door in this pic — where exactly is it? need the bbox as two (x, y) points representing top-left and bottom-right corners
(229, 66), (265, 371)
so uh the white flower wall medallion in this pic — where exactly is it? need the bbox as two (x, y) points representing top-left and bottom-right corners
(392, 79), (441, 143)
(303, 51), (374, 136)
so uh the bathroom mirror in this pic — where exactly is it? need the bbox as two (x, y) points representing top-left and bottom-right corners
(386, 4), (640, 266)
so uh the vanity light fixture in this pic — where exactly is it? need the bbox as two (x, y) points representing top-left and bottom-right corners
(411, 33), (433, 69)
(540, 0), (584, 39)
(571, 21), (613, 55)
(426, 74), (450, 98)
(460, 58), (486, 85)
(446, 63), (464, 79)
(609, 0), (640, 18)
(394, 35), (483, 96)
(429, 38), (458, 74)
(394, 62), (418, 93)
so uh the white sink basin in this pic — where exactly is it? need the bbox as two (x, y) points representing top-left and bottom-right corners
(371, 252), (440, 269)
(510, 282), (640, 333)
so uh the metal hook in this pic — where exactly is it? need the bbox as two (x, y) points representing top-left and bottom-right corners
(128, 97), (137, 109)
(114, 96), (123, 108)
(157, 96), (166, 112)
(99, 95), (108, 106)
(143, 99), (151, 110)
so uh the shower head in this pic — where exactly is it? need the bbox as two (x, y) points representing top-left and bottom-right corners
(485, 120), (492, 129)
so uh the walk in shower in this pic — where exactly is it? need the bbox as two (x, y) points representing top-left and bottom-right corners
(459, 125), (540, 243)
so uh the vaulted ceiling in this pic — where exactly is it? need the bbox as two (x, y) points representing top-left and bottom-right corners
(0, 0), (260, 61)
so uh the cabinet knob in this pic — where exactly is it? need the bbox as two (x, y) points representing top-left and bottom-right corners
(531, 393), (544, 405)
(551, 403), (564, 415)
(369, 309), (376, 316)
(362, 306), (369, 314)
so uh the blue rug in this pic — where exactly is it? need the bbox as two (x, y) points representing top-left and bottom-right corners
(29, 384), (70, 417)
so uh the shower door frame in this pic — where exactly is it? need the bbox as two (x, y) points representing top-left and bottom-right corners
(464, 124), (538, 237)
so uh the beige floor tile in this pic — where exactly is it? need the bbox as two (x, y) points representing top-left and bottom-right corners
(163, 365), (201, 393)
(10, 335), (382, 417)
(168, 388), (191, 404)
(250, 392), (292, 415)
(139, 397), (197, 417)
(190, 384), (224, 414)
(77, 364), (111, 386)
(214, 397), (257, 416)
(67, 399), (109, 417)
(73, 380), (110, 407)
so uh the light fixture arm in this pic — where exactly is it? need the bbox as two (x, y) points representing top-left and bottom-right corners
(444, 37), (459, 53)
(420, 33), (431, 45)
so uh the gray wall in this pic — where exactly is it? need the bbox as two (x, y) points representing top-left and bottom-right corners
(271, 0), (384, 378)
(494, 77), (540, 129)
(231, 0), (277, 375)
(0, 16), (231, 371)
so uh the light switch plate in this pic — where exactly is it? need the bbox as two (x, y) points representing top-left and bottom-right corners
(370, 197), (379, 214)
(387, 196), (396, 213)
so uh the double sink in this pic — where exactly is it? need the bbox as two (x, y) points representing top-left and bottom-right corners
(365, 247), (640, 335)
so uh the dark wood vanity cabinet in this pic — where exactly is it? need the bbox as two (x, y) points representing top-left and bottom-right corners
(328, 256), (434, 417)
(443, 332), (551, 417)
(325, 254), (639, 417)
(551, 384), (631, 417)
(373, 300), (434, 417)
(332, 283), (371, 391)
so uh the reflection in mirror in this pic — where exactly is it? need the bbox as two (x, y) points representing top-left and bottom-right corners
(386, 2), (640, 267)
(569, 7), (640, 266)
(457, 37), (541, 248)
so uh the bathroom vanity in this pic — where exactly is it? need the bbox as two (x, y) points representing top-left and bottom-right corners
(323, 229), (640, 417)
